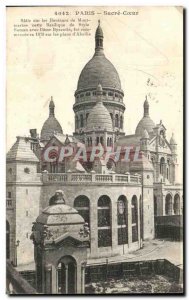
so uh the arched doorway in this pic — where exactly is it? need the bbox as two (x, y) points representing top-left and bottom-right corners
(57, 256), (77, 294)
(6, 220), (10, 259)
(173, 194), (180, 215)
(165, 194), (172, 215)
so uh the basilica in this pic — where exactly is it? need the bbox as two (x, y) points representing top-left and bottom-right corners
(6, 22), (183, 292)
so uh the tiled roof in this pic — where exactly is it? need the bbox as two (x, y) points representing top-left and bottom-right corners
(116, 134), (141, 147)
(7, 136), (39, 162)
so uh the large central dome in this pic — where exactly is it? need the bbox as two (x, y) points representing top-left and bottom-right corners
(73, 22), (125, 135)
(76, 21), (122, 92)
(77, 55), (121, 91)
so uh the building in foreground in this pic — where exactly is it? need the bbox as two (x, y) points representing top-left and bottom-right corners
(6, 22), (183, 286)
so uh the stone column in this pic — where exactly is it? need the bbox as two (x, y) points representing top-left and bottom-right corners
(92, 131), (96, 146)
(76, 263), (82, 294)
(118, 110), (121, 129)
(156, 162), (160, 181)
(90, 195), (98, 256)
(137, 196), (141, 248)
(163, 163), (167, 182)
(111, 197), (117, 251)
(104, 130), (107, 147)
(81, 263), (86, 294)
(113, 110), (115, 129)
(45, 264), (52, 294)
(51, 265), (57, 294)
(127, 197), (132, 248)
(112, 133), (115, 148)
(65, 264), (68, 294)
(162, 194), (165, 216)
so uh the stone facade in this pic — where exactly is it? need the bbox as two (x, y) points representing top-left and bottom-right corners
(6, 22), (183, 271)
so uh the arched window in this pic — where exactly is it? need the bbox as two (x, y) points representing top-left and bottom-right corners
(98, 195), (112, 247)
(110, 138), (112, 146)
(160, 157), (165, 175)
(50, 162), (58, 173)
(154, 195), (157, 216)
(76, 116), (79, 129)
(6, 220), (10, 259)
(131, 196), (138, 242)
(117, 196), (128, 245)
(167, 159), (170, 180)
(106, 159), (115, 171)
(110, 113), (113, 122)
(173, 194), (180, 215)
(120, 115), (123, 129)
(87, 138), (90, 147)
(107, 137), (110, 146)
(100, 136), (104, 146)
(74, 196), (90, 227)
(90, 137), (92, 146)
(60, 162), (65, 173)
(96, 136), (99, 146)
(165, 194), (172, 215)
(86, 113), (89, 122)
(115, 114), (119, 127)
(80, 115), (84, 128)
(8, 168), (12, 175)
(160, 130), (164, 136)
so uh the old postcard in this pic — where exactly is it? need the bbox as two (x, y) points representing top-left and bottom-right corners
(6, 6), (183, 294)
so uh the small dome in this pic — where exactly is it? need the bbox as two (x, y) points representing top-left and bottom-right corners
(170, 133), (177, 145)
(135, 116), (155, 136)
(86, 86), (113, 131)
(135, 97), (155, 136)
(86, 102), (113, 131)
(41, 117), (63, 140)
(41, 98), (63, 141)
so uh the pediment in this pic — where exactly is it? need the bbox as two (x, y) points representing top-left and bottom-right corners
(45, 232), (89, 249)
(149, 135), (172, 154)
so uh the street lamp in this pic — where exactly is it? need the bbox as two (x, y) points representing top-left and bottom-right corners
(117, 200), (125, 255)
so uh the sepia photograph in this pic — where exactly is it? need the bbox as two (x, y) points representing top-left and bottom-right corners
(6, 6), (184, 295)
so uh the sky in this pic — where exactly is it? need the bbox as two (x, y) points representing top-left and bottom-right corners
(6, 6), (183, 173)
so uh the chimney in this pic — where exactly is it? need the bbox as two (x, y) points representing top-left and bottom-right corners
(30, 129), (37, 139)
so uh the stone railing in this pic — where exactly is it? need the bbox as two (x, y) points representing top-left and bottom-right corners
(42, 172), (141, 185)
(6, 260), (37, 294)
